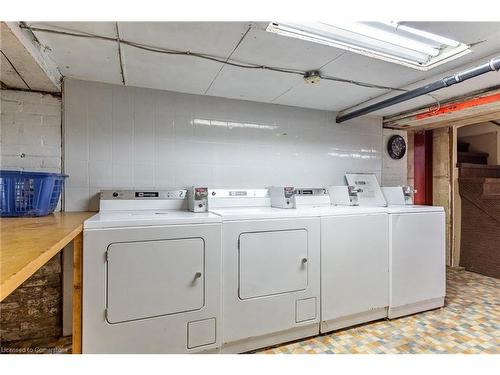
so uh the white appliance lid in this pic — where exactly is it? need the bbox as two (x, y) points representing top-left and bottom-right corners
(385, 205), (445, 213)
(381, 186), (407, 205)
(84, 210), (221, 229)
(209, 206), (321, 221)
(297, 205), (388, 215)
(345, 173), (387, 207)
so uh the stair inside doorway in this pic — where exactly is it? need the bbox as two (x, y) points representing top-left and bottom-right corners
(457, 142), (489, 164)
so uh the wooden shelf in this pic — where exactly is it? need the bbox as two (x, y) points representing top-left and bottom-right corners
(1, 211), (94, 354)
(0, 212), (94, 301)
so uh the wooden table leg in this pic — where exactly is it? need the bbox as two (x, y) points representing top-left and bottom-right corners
(72, 232), (83, 354)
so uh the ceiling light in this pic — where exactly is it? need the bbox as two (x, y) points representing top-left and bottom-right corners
(382, 22), (461, 48)
(266, 22), (471, 71)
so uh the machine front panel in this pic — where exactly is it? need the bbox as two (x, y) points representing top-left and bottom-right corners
(106, 238), (205, 323)
(238, 229), (308, 299)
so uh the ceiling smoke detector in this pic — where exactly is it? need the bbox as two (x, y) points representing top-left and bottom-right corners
(304, 71), (321, 84)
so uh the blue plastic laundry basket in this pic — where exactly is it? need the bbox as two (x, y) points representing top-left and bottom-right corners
(0, 170), (68, 217)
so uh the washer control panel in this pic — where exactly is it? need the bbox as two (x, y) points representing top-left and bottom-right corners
(101, 190), (186, 200)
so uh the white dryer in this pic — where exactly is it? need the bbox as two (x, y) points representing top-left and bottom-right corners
(208, 189), (320, 353)
(387, 204), (446, 318)
(83, 190), (222, 353)
(292, 190), (389, 332)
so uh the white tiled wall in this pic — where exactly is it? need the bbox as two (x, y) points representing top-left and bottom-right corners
(1, 90), (61, 173)
(64, 78), (384, 211)
(382, 128), (408, 186)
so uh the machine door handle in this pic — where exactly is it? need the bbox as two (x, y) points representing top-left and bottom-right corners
(301, 258), (308, 264)
(194, 272), (202, 279)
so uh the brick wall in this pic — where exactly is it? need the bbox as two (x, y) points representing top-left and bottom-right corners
(0, 89), (63, 351)
(0, 255), (63, 351)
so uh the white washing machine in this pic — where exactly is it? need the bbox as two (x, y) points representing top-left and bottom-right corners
(387, 204), (446, 319)
(292, 189), (389, 332)
(208, 189), (321, 353)
(83, 190), (222, 353)
(382, 186), (446, 318)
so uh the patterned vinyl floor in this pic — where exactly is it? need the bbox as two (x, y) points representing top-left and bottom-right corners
(257, 269), (500, 354)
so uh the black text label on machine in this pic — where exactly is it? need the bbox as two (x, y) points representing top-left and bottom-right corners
(135, 192), (160, 198)
(229, 191), (248, 196)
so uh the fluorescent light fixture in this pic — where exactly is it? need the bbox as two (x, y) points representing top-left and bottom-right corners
(266, 22), (471, 70)
(382, 22), (460, 48)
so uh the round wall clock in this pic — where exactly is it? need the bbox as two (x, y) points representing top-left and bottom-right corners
(387, 135), (406, 160)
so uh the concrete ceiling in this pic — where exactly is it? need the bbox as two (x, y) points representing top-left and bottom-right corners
(6, 22), (500, 116)
(0, 22), (60, 92)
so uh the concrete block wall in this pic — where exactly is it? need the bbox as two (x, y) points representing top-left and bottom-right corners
(0, 90), (61, 172)
(0, 89), (63, 351)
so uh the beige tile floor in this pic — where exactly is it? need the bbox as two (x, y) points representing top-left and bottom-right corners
(257, 269), (500, 354)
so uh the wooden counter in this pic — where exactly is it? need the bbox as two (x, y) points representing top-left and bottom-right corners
(0, 211), (95, 353)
